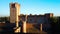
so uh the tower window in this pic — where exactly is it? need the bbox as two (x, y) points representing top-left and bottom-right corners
(12, 4), (15, 8)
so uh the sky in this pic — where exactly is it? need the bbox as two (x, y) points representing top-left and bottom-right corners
(0, 0), (60, 16)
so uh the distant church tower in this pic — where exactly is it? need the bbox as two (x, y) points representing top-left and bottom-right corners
(10, 3), (20, 24)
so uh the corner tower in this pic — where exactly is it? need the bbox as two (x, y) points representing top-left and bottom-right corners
(10, 3), (20, 23)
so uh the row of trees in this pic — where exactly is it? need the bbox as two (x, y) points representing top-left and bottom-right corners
(0, 17), (10, 22)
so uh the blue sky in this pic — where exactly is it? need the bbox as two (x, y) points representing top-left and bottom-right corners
(0, 0), (60, 16)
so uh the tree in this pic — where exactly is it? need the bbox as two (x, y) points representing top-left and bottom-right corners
(50, 17), (58, 24)
(50, 17), (59, 34)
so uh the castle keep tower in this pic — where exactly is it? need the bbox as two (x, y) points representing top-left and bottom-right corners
(10, 3), (20, 23)
(10, 3), (20, 33)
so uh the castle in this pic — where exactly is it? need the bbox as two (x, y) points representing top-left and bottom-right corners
(10, 2), (53, 33)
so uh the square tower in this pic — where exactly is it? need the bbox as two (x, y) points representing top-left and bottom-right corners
(10, 3), (20, 23)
